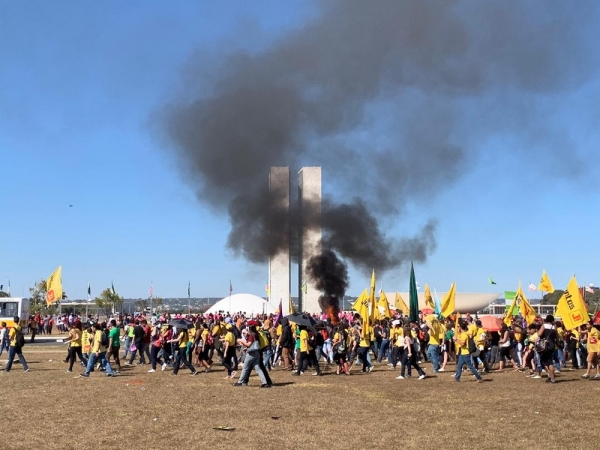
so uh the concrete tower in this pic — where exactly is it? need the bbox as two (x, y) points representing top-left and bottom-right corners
(298, 167), (322, 313)
(268, 167), (291, 313)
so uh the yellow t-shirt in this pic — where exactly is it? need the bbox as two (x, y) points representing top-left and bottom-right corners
(179, 330), (189, 349)
(428, 322), (441, 346)
(69, 329), (82, 347)
(394, 328), (404, 347)
(9, 325), (20, 347)
(467, 324), (477, 338)
(224, 331), (235, 347)
(475, 328), (486, 348)
(82, 330), (91, 353)
(439, 323), (447, 341)
(359, 333), (371, 348)
(276, 324), (283, 337)
(201, 329), (209, 347)
(92, 330), (106, 353)
(300, 330), (309, 352)
(588, 328), (600, 353)
(458, 331), (470, 355)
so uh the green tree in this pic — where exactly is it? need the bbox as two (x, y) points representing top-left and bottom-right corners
(0, 291), (9, 298)
(95, 288), (124, 316)
(135, 299), (149, 312)
(27, 280), (60, 315)
(542, 290), (564, 306)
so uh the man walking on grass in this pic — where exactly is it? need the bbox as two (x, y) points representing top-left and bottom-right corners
(2, 316), (30, 373)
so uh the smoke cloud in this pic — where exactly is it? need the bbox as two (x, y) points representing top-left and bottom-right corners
(161, 0), (597, 273)
(306, 250), (349, 322)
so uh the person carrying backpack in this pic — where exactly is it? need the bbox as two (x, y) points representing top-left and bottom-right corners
(80, 322), (114, 378)
(2, 316), (30, 372)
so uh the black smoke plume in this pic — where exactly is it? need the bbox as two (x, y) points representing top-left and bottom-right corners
(306, 250), (349, 320)
(161, 0), (597, 273)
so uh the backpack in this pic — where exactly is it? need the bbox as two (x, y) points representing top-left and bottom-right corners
(308, 331), (318, 349)
(100, 331), (109, 347)
(467, 336), (477, 354)
(257, 330), (269, 349)
(16, 329), (25, 349)
(206, 331), (215, 347)
(335, 332), (347, 354)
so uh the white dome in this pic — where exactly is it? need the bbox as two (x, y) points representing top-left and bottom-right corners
(206, 293), (277, 315)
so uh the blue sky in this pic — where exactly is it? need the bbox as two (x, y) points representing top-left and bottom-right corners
(1, 1), (599, 300)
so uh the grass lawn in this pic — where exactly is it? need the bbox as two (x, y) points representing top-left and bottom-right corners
(1, 344), (597, 450)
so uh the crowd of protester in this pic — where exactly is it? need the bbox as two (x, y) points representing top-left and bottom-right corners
(1, 310), (599, 384)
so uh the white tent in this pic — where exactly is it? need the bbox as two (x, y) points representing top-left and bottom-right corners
(205, 293), (277, 315)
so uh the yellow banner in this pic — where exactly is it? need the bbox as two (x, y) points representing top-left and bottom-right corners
(537, 270), (555, 293)
(377, 291), (392, 318)
(556, 276), (588, 331)
(351, 289), (369, 316)
(46, 266), (63, 306)
(424, 284), (435, 310)
(516, 284), (536, 325)
(441, 282), (456, 318)
(394, 292), (408, 314)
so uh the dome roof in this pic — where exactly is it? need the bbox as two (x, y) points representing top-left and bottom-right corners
(206, 293), (277, 315)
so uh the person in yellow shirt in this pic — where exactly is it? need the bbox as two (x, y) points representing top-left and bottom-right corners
(198, 324), (212, 372)
(2, 316), (30, 372)
(390, 321), (404, 369)
(64, 322), (84, 373)
(222, 324), (238, 379)
(168, 325), (198, 376)
(453, 321), (482, 382)
(473, 320), (490, 374)
(80, 323), (114, 377)
(582, 321), (600, 379)
(425, 317), (442, 373)
(292, 326), (322, 376)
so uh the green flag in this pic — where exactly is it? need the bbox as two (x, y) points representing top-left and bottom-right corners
(408, 262), (419, 322)
(111, 281), (116, 295)
(489, 276), (497, 285)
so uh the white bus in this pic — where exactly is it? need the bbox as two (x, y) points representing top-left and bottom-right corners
(0, 297), (30, 328)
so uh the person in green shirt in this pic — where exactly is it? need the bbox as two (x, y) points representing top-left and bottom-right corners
(107, 320), (121, 374)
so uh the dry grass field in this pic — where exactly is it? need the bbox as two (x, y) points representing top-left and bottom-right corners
(1, 343), (598, 450)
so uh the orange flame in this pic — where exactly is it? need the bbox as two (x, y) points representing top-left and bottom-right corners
(327, 306), (340, 325)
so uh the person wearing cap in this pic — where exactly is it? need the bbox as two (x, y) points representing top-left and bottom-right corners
(390, 320), (404, 370)
(80, 323), (114, 378)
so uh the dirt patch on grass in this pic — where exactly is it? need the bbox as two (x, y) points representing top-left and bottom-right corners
(0, 352), (596, 450)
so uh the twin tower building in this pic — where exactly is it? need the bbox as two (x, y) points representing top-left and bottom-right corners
(268, 166), (322, 314)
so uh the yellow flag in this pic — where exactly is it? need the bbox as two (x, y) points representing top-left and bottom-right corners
(556, 276), (588, 331)
(289, 294), (295, 314)
(394, 292), (408, 314)
(46, 266), (63, 306)
(424, 284), (435, 310)
(516, 284), (537, 325)
(537, 270), (555, 293)
(440, 282), (456, 318)
(377, 291), (392, 319)
(352, 289), (369, 316)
